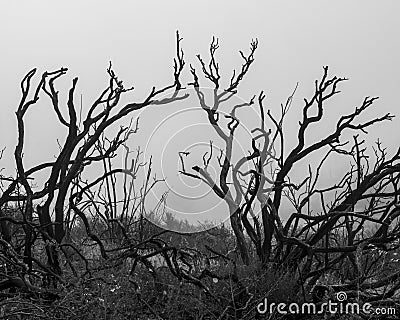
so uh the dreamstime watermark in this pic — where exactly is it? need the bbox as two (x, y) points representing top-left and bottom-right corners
(256, 292), (396, 316)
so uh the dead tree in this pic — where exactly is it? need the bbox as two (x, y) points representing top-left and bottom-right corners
(181, 36), (400, 304)
(0, 31), (187, 291)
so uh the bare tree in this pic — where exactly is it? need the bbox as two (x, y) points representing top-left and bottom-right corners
(181, 36), (400, 304)
(0, 31), (187, 292)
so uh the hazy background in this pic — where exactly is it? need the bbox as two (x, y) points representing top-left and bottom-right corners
(1, 1), (399, 227)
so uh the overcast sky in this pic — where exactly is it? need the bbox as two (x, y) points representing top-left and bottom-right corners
(1, 1), (399, 228)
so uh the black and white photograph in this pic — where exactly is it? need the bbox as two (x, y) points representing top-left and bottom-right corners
(0, 1), (399, 319)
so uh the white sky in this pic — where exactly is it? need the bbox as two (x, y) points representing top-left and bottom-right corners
(1, 1), (399, 227)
